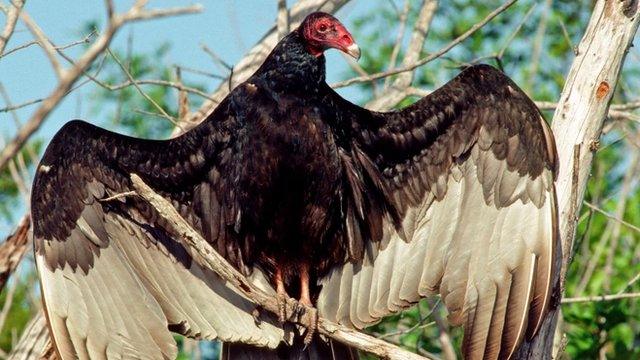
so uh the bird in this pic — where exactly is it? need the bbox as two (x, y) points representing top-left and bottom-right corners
(31, 11), (559, 360)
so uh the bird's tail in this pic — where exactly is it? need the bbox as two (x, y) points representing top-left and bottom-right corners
(220, 333), (359, 360)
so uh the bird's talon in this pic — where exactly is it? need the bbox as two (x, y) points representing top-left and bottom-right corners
(277, 293), (288, 323)
(302, 305), (318, 345)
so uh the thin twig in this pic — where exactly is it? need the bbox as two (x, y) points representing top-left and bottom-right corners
(367, 0), (438, 111)
(384, 0), (411, 90)
(174, 64), (225, 79)
(0, 1), (202, 173)
(19, 10), (65, 79)
(618, 272), (640, 294)
(0, 0), (25, 56)
(582, 201), (640, 234)
(53, 46), (216, 103)
(102, 79), (215, 101)
(331, 0), (516, 89)
(176, 67), (190, 122)
(562, 292), (640, 304)
(525, 0), (551, 91)
(557, 16), (575, 54)
(496, 4), (538, 60)
(200, 43), (232, 72)
(107, 48), (181, 128)
(377, 300), (440, 340)
(0, 40), (37, 59)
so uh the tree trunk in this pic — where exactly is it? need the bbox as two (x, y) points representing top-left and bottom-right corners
(517, 1), (640, 358)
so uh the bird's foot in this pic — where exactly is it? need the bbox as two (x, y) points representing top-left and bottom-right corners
(294, 299), (318, 345)
(277, 291), (289, 324)
(275, 266), (289, 323)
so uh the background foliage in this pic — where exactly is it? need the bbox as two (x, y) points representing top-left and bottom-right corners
(0, 1), (638, 359)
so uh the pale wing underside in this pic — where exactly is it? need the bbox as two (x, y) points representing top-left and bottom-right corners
(318, 144), (556, 360)
(37, 188), (284, 360)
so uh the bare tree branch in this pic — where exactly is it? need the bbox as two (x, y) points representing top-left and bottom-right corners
(384, 0), (411, 90)
(107, 48), (181, 128)
(0, 2), (202, 173)
(19, 10), (64, 79)
(277, 0), (289, 41)
(130, 174), (429, 360)
(331, 0), (516, 89)
(0, 0), (25, 56)
(583, 201), (640, 234)
(175, 67), (191, 122)
(0, 30), (95, 60)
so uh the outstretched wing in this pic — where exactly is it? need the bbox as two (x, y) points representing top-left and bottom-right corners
(318, 65), (559, 359)
(32, 110), (284, 359)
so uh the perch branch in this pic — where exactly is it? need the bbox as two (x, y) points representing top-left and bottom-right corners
(130, 174), (427, 360)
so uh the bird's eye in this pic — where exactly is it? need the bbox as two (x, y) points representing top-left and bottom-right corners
(318, 24), (328, 32)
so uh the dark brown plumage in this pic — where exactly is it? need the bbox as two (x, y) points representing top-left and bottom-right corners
(32, 12), (558, 360)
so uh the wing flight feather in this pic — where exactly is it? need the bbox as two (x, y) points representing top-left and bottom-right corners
(318, 64), (558, 360)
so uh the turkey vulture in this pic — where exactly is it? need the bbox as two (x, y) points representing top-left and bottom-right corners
(32, 11), (558, 360)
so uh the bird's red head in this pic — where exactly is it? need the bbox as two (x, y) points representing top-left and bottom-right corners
(300, 12), (360, 60)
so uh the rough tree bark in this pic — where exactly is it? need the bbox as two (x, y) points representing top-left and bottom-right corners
(516, 1), (640, 358)
(0, 215), (30, 293)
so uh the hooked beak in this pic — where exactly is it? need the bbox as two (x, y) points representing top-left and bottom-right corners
(345, 43), (361, 61)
